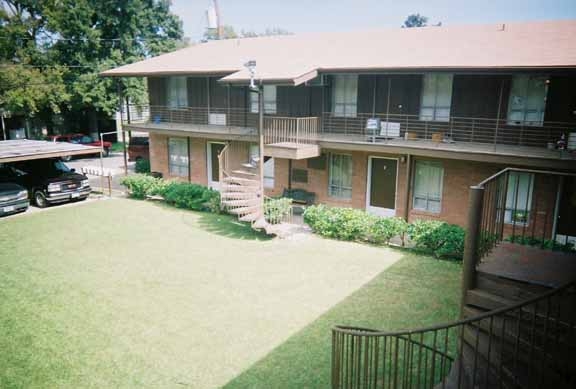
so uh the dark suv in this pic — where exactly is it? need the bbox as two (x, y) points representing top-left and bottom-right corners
(0, 182), (29, 216)
(0, 159), (91, 207)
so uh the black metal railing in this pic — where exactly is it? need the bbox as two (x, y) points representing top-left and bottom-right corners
(332, 280), (576, 389)
(472, 168), (576, 264)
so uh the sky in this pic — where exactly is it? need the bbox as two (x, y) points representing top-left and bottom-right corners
(170, 0), (576, 41)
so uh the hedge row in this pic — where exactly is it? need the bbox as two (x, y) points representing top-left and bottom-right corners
(303, 205), (465, 260)
(120, 174), (221, 213)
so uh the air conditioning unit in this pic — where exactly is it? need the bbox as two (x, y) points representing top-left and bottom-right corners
(208, 113), (226, 126)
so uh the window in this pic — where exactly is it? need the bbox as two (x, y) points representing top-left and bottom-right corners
(328, 153), (353, 199)
(504, 172), (534, 224)
(250, 85), (277, 114)
(413, 161), (443, 213)
(419, 74), (453, 122)
(332, 75), (358, 118)
(507, 75), (548, 126)
(168, 137), (189, 177)
(166, 76), (188, 108)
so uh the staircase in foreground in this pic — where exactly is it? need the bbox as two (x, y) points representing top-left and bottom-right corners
(331, 168), (576, 388)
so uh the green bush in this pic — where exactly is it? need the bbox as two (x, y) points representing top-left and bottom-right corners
(506, 235), (575, 252)
(161, 181), (221, 213)
(408, 219), (465, 260)
(120, 174), (165, 199)
(304, 205), (375, 241)
(265, 197), (292, 224)
(135, 158), (151, 174)
(368, 217), (408, 245)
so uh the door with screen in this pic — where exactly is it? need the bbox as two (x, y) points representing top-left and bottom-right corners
(207, 142), (225, 190)
(366, 157), (397, 217)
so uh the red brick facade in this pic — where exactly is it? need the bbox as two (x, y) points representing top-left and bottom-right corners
(147, 133), (558, 232)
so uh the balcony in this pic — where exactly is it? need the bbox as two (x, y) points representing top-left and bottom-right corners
(320, 112), (576, 163)
(122, 105), (576, 164)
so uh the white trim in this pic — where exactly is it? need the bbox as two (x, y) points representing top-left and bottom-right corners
(366, 156), (398, 217)
(206, 141), (226, 191)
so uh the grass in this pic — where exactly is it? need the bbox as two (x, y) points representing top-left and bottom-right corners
(2, 198), (458, 389)
(224, 254), (461, 389)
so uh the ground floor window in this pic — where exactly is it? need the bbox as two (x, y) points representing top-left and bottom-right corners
(168, 137), (189, 177)
(505, 171), (534, 224)
(413, 161), (443, 213)
(328, 153), (353, 199)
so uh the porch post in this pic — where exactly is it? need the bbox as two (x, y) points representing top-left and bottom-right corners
(258, 84), (265, 217)
(461, 185), (484, 310)
(117, 80), (128, 176)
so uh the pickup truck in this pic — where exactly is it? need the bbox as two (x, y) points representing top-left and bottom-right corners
(0, 159), (91, 208)
(47, 133), (112, 160)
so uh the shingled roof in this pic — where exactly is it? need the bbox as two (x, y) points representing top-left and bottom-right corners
(101, 20), (576, 85)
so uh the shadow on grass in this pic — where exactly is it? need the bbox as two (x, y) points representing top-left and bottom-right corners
(197, 212), (272, 241)
(222, 253), (462, 389)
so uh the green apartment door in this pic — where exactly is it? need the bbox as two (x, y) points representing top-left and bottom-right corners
(366, 157), (398, 217)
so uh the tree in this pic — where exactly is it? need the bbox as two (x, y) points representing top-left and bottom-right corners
(0, 0), (185, 133)
(204, 25), (292, 41)
(402, 13), (428, 28)
(203, 24), (238, 40)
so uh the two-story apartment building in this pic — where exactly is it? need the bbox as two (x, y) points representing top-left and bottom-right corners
(103, 20), (576, 241)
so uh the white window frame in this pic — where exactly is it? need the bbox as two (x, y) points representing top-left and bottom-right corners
(506, 75), (548, 127)
(328, 153), (353, 199)
(412, 160), (444, 213)
(504, 171), (534, 225)
(332, 75), (358, 118)
(250, 85), (277, 114)
(419, 73), (453, 122)
(168, 137), (189, 177)
(166, 76), (188, 109)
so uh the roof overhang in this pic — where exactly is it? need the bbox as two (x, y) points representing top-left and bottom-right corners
(0, 140), (101, 163)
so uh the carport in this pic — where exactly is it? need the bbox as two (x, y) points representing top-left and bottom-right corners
(0, 139), (100, 163)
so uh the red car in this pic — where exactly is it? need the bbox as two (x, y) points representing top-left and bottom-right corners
(47, 133), (112, 160)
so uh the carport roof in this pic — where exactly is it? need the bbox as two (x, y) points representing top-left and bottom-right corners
(0, 139), (101, 163)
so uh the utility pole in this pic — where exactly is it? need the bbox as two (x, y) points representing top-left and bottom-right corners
(214, 0), (223, 40)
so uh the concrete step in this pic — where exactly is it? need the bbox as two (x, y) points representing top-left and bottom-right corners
(231, 169), (258, 177)
(222, 199), (260, 207)
(466, 289), (517, 311)
(223, 176), (260, 187)
(476, 271), (552, 302)
(220, 192), (258, 199)
(220, 184), (260, 193)
(239, 212), (261, 222)
(228, 206), (260, 215)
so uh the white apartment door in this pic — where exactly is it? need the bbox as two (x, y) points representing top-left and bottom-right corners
(206, 142), (226, 190)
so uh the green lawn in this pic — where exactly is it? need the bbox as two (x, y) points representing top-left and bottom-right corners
(0, 199), (461, 388)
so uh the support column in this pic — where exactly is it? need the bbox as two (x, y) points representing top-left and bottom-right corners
(258, 84), (265, 220)
(461, 185), (484, 310)
(117, 81), (128, 176)
(402, 154), (412, 223)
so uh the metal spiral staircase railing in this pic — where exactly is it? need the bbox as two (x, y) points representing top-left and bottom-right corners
(332, 168), (576, 389)
(332, 279), (576, 389)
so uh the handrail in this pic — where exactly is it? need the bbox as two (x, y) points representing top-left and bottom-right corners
(334, 279), (575, 338)
(332, 279), (576, 388)
(477, 167), (576, 188)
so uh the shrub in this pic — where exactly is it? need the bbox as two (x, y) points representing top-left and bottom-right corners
(161, 181), (221, 213)
(506, 235), (575, 253)
(135, 158), (151, 174)
(304, 205), (376, 241)
(265, 197), (292, 224)
(368, 217), (408, 245)
(120, 174), (165, 199)
(408, 219), (465, 260)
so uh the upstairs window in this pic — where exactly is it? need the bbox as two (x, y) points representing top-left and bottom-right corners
(419, 74), (453, 122)
(332, 75), (358, 118)
(166, 76), (188, 108)
(250, 85), (277, 114)
(507, 75), (548, 126)
(413, 161), (443, 213)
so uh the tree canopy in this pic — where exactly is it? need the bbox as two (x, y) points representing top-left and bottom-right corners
(203, 25), (292, 41)
(402, 13), (428, 28)
(0, 0), (184, 132)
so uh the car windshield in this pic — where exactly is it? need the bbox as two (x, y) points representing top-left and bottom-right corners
(52, 160), (71, 172)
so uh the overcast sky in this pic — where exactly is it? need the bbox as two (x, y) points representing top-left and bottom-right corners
(170, 0), (576, 41)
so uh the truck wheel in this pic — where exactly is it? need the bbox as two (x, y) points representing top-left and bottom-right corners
(34, 190), (48, 208)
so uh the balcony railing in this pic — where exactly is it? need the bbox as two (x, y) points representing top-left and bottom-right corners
(321, 112), (575, 150)
(122, 105), (576, 152)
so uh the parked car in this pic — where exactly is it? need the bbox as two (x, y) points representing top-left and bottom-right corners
(0, 182), (29, 216)
(47, 133), (112, 160)
(128, 136), (149, 161)
(0, 159), (91, 208)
